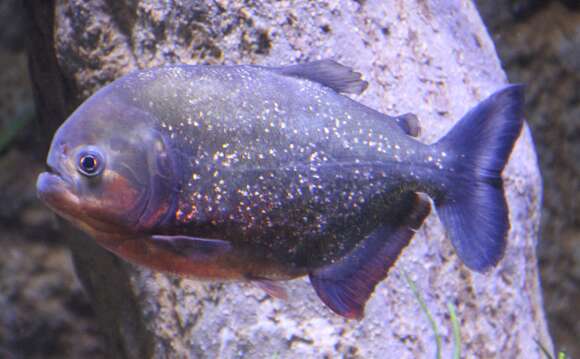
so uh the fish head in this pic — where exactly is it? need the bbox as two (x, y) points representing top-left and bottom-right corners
(37, 89), (178, 239)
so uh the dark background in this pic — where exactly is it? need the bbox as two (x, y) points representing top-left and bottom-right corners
(0, 1), (578, 357)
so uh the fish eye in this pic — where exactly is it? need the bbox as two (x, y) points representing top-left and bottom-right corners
(77, 148), (105, 177)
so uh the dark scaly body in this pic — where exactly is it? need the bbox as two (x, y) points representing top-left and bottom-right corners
(37, 61), (524, 318)
(123, 65), (444, 277)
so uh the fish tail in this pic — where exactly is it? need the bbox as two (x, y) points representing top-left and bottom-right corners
(434, 85), (525, 271)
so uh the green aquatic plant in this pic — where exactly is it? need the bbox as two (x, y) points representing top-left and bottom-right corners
(534, 338), (568, 359)
(402, 270), (442, 359)
(447, 302), (461, 359)
(402, 272), (569, 359)
(403, 270), (463, 359)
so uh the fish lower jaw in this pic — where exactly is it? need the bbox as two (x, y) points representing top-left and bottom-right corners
(37, 172), (81, 213)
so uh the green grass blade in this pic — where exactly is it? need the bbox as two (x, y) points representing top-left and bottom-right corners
(402, 270), (441, 359)
(447, 302), (461, 359)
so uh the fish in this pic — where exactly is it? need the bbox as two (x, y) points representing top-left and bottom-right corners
(36, 60), (524, 319)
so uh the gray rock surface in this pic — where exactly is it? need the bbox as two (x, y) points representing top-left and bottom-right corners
(26, 0), (553, 357)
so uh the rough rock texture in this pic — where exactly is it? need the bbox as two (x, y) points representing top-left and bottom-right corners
(475, 1), (580, 357)
(25, 0), (553, 357)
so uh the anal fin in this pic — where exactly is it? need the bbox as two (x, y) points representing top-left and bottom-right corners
(309, 193), (431, 319)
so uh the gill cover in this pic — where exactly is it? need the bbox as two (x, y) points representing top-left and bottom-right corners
(135, 127), (179, 230)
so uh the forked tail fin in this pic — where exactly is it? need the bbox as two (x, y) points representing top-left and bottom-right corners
(435, 85), (525, 271)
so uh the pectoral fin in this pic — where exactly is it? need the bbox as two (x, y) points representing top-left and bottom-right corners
(309, 193), (431, 319)
(150, 235), (232, 260)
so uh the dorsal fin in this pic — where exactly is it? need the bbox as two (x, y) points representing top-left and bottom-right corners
(309, 193), (431, 319)
(271, 60), (368, 95)
(394, 113), (421, 137)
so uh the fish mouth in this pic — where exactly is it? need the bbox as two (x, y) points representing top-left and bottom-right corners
(36, 170), (80, 219)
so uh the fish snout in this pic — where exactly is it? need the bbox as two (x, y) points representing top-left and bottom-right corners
(36, 171), (79, 215)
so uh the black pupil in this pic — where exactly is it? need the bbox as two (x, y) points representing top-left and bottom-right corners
(81, 155), (97, 172)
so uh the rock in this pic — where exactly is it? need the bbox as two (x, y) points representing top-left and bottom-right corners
(26, 0), (553, 357)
